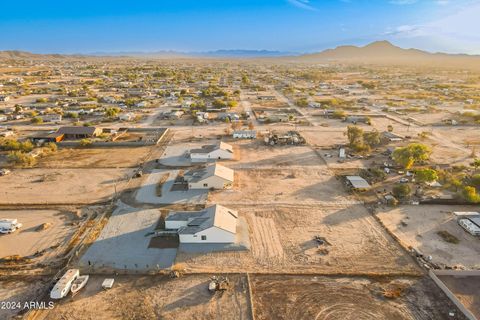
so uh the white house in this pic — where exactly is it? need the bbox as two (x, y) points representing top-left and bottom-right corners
(184, 163), (234, 189)
(189, 141), (234, 162)
(165, 204), (238, 243)
(41, 114), (62, 123)
(119, 112), (135, 121)
(233, 130), (256, 139)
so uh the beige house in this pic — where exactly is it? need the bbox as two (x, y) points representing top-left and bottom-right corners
(189, 141), (234, 162)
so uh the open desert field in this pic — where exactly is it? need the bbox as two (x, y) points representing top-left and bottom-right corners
(38, 274), (251, 320)
(376, 205), (480, 269)
(0, 168), (133, 204)
(250, 275), (469, 320)
(35, 147), (153, 168)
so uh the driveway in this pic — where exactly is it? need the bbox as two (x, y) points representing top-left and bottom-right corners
(135, 169), (208, 205)
(80, 202), (177, 271)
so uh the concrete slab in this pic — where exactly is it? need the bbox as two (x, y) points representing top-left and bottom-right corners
(80, 203), (177, 271)
(135, 169), (208, 205)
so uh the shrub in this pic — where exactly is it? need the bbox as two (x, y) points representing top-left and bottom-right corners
(392, 184), (411, 199)
(79, 139), (93, 147)
(7, 151), (36, 166)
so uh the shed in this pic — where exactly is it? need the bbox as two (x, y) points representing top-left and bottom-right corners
(345, 176), (371, 190)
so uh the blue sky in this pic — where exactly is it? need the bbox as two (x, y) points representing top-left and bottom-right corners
(1, 0), (479, 54)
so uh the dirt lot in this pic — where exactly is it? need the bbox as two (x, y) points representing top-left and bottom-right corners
(175, 205), (418, 274)
(38, 274), (251, 320)
(0, 276), (51, 320)
(438, 275), (480, 319)
(35, 147), (153, 168)
(376, 205), (480, 268)
(251, 275), (468, 320)
(0, 168), (133, 204)
(0, 209), (80, 262)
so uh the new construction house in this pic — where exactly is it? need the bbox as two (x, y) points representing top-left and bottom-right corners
(165, 204), (238, 243)
(184, 163), (234, 189)
(189, 141), (234, 162)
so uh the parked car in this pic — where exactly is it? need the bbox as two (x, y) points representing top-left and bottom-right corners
(0, 169), (11, 176)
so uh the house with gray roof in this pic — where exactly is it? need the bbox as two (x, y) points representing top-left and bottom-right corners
(165, 204), (238, 243)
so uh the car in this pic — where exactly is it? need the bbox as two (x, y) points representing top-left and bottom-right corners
(399, 178), (409, 183)
(0, 169), (11, 176)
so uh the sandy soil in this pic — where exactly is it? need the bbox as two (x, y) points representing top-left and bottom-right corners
(39, 274), (251, 320)
(0, 168), (133, 204)
(376, 205), (480, 268)
(0, 209), (79, 262)
(0, 277), (51, 320)
(251, 275), (469, 320)
(35, 147), (153, 168)
(438, 275), (480, 319)
(175, 205), (418, 274)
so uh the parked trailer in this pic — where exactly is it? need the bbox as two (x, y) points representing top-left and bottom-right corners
(0, 219), (22, 234)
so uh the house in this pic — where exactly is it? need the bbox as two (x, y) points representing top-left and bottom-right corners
(0, 115), (7, 122)
(345, 116), (370, 124)
(31, 132), (64, 143)
(308, 101), (322, 108)
(165, 204), (238, 243)
(184, 163), (234, 189)
(119, 112), (135, 121)
(345, 176), (371, 191)
(233, 130), (256, 139)
(41, 114), (62, 123)
(217, 112), (240, 121)
(382, 131), (404, 142)
(189, 141), (234, 162)
(257, 95), (276, 101)
(57, 126), (102, 139)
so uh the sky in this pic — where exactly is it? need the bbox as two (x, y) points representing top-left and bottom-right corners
(1, 0), (480, 54)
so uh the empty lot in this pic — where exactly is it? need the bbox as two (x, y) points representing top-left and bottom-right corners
(40, 274), (251, 320)
(175, 205), (418, 274)
(0, 168), (133, 204)
(251, 275), (468, 320)
(35, 146), (153, 168)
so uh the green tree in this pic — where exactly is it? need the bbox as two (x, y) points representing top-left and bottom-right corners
(31, 116), (43, 124)
(471, 158), (480, 170)
(363, 130), (381, 147)
(460, 186), (480, 203)
(415, 168), (438, 184)
(392, 184), (411, 199)
(346, 125), (364, 148)
(470, 174), (480, 188)
(393, 143), (431, 169)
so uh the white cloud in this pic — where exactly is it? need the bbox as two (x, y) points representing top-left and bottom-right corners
(385, 1), (480, 53)
(286, 0), (318, 11)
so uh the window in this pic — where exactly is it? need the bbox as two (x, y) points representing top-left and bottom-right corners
(201, 235), (207, 241)
(203, 183), (208, 187)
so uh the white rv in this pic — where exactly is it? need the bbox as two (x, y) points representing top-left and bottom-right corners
(0, 219), (22, 234)
(50, 269), (80, 299)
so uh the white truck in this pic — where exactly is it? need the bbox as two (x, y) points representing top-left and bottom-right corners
(0, 219), (23, 234)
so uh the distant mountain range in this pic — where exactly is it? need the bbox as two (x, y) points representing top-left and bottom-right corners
(290, 41), (480, 69)
(1, 41), (480, 69)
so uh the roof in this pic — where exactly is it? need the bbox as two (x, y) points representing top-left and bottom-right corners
(190, 141), (233, 155)
(57, 126), (98, 135)
(185, 163), (234, 183)
(167, 204), (238, 235)
(346, 176), (371, 189)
